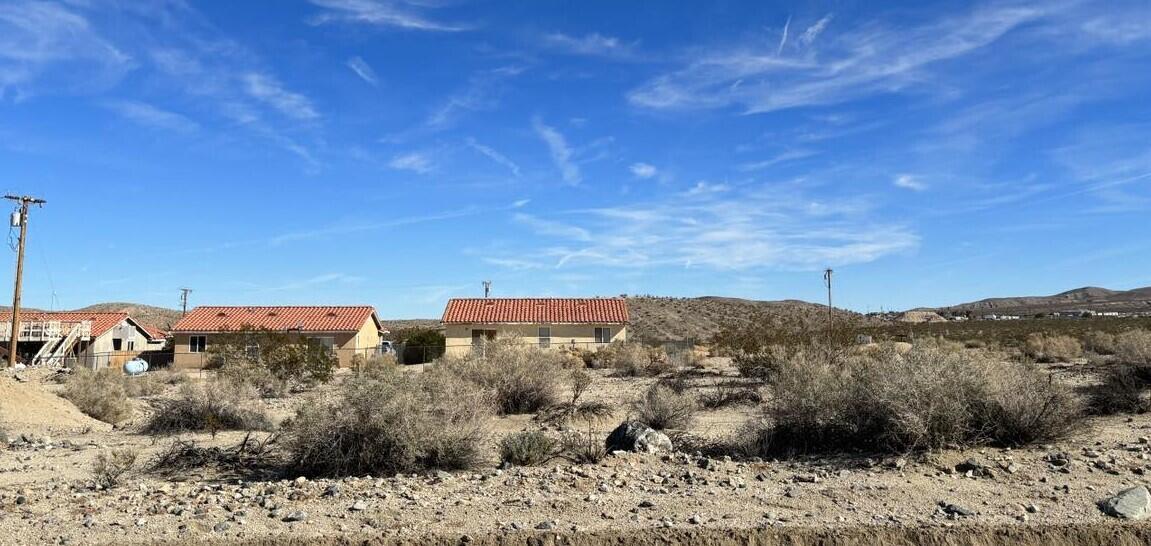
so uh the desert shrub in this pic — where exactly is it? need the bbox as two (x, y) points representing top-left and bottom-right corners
(913, 336), (965, 353)
(697, 382), (762, 409)
(434, 338), (563, 414)
(737, 346), (1080, 457)
(630, 384), (696, 431)
(1023, 334), (1083, 363)
(499, 431), (557, 466)
(595, 342), (670, 377)
(733, 345), (791, 380)
(393, 327), (446, 364)
(1115, 330), (1151, 365)
(281, 368), (492, 477)
(657, 373), (692, 394)
(560, 430), (607, 463)
(206, 326), (336, 394)
(60, 369), (132, 424)
(1082, 330), (1118, 355)
(1087, 364), (1151, 415)
(352, 353), (398, 379)
(668, 349), (706, 368)
(143, 381), (271, 435)
(963, 339), (988, 350)
(92, 448), (137, 489)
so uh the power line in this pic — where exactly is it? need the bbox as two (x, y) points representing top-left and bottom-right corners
(5, 194), (47, 368)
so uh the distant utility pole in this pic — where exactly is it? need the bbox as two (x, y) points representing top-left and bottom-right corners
(5, 194), (47, 368)
(482, 280), (491, 298)
(179, 288), (193, 316)
(823, 268), (834, 341)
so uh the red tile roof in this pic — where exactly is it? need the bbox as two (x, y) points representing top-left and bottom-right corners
(172, 306), (381, 333)
(442, 298), (629, 324)
(140, 324), (169, 341)
(20, 312), (130, 339)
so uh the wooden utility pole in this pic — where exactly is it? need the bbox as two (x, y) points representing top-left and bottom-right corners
(179, 288), (193, 316)
(823, 268), (834, 341)
(5, 195), (47, 368)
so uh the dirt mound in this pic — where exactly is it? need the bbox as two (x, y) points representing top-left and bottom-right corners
(0, 376), (112, 433)
(898, 311), (947, 323)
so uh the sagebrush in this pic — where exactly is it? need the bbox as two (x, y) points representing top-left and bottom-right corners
(142, 381), (271, 435)
(282, 368), (492, 477)
(92, 448), (137, 489)
(499, 431), (557, 466)
(434, 337), (564, 414)
(630, 383), (696, 431)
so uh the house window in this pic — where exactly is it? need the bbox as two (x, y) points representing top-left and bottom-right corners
(112, 338), (123, 351)
(471, 329), (497, 346)
(594, 327), (612, 344)
(538, 327), (551, 349)
(126, 340), (135, 352)
(309, 336), (336, 353)
(189, 335), (207, 353)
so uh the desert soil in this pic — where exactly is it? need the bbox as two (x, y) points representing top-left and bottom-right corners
(1, 360), (1150, 545)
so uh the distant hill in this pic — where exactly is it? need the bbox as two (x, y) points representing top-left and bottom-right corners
(626, 295), (871, 343)
(938, 286), (1151, 316)
(0, 303), (184, 329)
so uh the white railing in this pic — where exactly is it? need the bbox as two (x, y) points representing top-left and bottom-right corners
(0, 320), (92, 342)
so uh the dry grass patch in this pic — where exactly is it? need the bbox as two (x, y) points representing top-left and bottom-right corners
(60, 369), (133, 424)
(1024, 334), (1083, 363)
(142, 381), (271, 435)
(1116, 330), (1151, 365)
(629, 384), (696, 431)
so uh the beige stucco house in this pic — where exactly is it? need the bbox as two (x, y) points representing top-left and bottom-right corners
(170, 306), (384, 369)
(441, 298), (628, 357)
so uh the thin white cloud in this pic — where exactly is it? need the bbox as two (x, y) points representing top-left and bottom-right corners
(105, 100), (198, 133)
(737, 149), (816, 171)
(799, 14), (834, 47)
(543, 32), (635, 59)
(0, 1), (132, 96)
(490, 184), (917, 271)
(346, 56), (379, 85)
(894, 174), (927, 191)
(512, 199), (531, 208)
(685, 181), (730, 196)
(388, 151), (433, 173)
(308, 0), (467, 32)
(466, 137), (521, 177)
(630, 162), (658, 179)
(242, 73), (319, 121)
(532, 116), (581, 185)
(628, 5), (1046, 114)
(777, 16), (791, 56)
(424, 67), (523, 129)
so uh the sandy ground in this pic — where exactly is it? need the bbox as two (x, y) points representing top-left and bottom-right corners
(1, 359), (1149, 545)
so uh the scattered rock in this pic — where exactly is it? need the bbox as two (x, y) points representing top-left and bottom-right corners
(350, 501), (368, 511)
(1100, 486), (1151, 520)
(282, 511), (309, 523)
(213, 522), (231, 533)
(605, 421), (673, 454)
(939, 502), (975, 517)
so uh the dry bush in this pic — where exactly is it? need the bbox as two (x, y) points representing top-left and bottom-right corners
(736, 346), (1081, 457)
(434, 338), (563, 415)
(148, 434), (278, 480)
(596, 342), (671, 377)
(353, 353), (398, 379)
(1088, 364), (1151, 415)
(1023, 334), (1083, 363)
(498, 431), (558, 466)
(142, 381), (271, 435)
(1082, 330), (1118, 356)
(1115, 330), (1151, 365)
(629, 384), (696, 431)
(281, 368), (492, 477)
(733, 345), (790, 380)
(123, 369), (188, 397)
(912, 336), (965, 353)
(217, 362), (291, 398)
(92, 448), (137, 489)
(697, 382), (762, 410)
(60, 369), (132, 424)
(669, 349), (706, 368)
(963, 339), (988, 350)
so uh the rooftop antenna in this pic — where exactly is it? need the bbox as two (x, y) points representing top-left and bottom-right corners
(482, 280), (492, 298)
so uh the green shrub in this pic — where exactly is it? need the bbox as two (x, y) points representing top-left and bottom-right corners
(629, 384), (696, 431)
(281, 368), (492, 477)
(499, 431), (557, 466)
(393, 328), (446, 364)
(60, 369), (133, 424)
(206, 326), (336, 394)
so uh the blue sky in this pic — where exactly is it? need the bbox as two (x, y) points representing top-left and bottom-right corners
(1, 0), (1150, 318)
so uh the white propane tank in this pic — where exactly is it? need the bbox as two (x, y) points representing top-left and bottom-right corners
(9, 211), (20, 227)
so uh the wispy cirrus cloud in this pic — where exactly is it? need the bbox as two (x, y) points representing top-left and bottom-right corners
(736, 149), (816, 172)
(541, 32), (636, 59)
(893, 174), (927, 191)
(532, 116), (581, 185)
(104, 100), (199, 133)
(0, 1), (133, 97)
(629, 162), (658, 179)
(491, 183), (917, 271)
(628, 5), (1046, 114)
(243, 73), (320, 121)
(346, 56), (379, 85)
(388, 151), (433, 173)
(466, 138), (521, 177)
(425, 66), (523, 129)
(308, 0), (467, 32)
